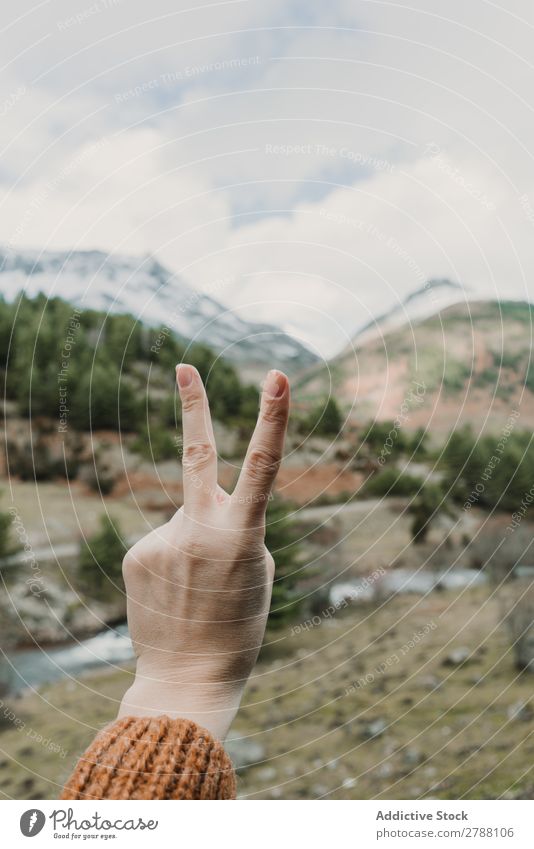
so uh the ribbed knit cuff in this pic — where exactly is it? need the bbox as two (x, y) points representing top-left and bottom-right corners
(60, 716), (237, 800)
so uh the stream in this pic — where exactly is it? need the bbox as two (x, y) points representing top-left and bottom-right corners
(5, 623), (133, 695)
(4, 568), (487, 694)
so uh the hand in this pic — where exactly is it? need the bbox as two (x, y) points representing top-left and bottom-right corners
(118, 364), (290, 740)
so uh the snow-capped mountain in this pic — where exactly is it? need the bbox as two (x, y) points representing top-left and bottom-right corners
(0, 248), (318, 377)
(351, 278), (468, 347)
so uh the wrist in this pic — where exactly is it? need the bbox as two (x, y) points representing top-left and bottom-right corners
(118, 672), (244, 741)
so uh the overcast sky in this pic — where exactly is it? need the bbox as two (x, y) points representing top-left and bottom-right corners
(1, 0), (534, 355)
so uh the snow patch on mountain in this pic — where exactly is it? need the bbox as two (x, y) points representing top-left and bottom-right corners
(0, 248), (318, 376)
(352, 279), (468, 346)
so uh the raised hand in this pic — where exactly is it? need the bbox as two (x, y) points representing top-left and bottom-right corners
(118, 365), (290, 739)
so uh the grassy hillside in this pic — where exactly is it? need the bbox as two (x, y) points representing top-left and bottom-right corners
(296, 300), (534, 435)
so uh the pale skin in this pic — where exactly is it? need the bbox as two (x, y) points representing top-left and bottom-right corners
(118, 364), (290, 740)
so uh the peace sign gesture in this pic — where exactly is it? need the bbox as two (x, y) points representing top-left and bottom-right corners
(119, 365), (290, 740)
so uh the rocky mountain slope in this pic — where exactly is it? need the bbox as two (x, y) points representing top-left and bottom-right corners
(0, 248), (317, 378)
(297, 298), (534, 435)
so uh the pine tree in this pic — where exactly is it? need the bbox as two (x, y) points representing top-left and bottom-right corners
(308, 396), (343, 436)
(408, 484), (448, 545)
(265, 499), (304, 627)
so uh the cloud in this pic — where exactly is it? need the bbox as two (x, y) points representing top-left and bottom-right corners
(1, 0), (533, 356)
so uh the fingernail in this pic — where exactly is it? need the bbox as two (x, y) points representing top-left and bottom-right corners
(263, 369), (286, 399)
(176, 364), (194, 389)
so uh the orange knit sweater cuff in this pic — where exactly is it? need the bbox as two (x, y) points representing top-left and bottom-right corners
(60, 715), (237, 800)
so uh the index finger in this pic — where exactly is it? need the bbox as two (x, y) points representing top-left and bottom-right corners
(232, 370), (290, 522)
(176, 363), (218, 513)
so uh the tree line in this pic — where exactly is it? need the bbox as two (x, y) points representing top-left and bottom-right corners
(0, 292), (259, 433)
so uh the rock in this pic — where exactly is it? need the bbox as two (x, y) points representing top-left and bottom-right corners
(225, 734), (266, 772)
(379, 569), (436, 595)
(329, 581), (375, 607)
(442, 648), (472, 667)
(312, 784), (329, 796)
(257, 766), (277, 781)
(418, 675), (442, 691)
(437, 570), (488, 591)
(362, 718), (387, 739)
(377, 763), (393, 778)
(507, 700), (534, 722)
(403, 748), (425, 767)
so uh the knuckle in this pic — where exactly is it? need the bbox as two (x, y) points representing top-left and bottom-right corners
(180, 393), (203, 414)
(122, 549), (139, 577)
(182, 440), (215, 471)
(262, 400), (288, 426)
(248, 446), (280, 480)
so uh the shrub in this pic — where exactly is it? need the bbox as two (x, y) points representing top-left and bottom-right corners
(408, 483), (449, 544)
(266, 499), (305, 628)
(364, 419), (409, 460)
(78, 455), (118, 495)
(306, 397), (343, 437)
(441, 426), (534, 516)
(364, 468), (424, 498)
(442, 360), (471, 393)
(159, 391), (182, 428)
(525, 362), (534, 393)
(5, 436), (63, 481)
(78, 515), (127, 600)
(0, 507), (14, 561)
(131, 425), (177, 462)
(492, 350), (523, 370)
(406, 427), (430, 459)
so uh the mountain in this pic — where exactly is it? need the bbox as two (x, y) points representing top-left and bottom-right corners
(0, 248), (317, 378)
(350, 278), (466, 347)
(297, 297), (534, 436)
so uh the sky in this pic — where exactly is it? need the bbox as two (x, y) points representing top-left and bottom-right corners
(1, 0), (534, 356)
